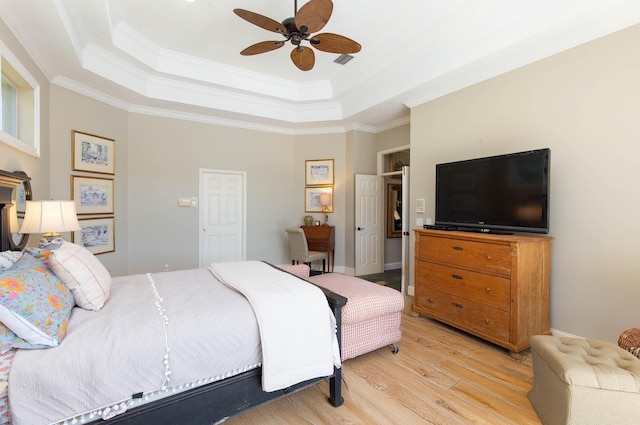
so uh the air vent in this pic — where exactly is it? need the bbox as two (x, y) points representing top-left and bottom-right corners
(334, 54), (354, 65)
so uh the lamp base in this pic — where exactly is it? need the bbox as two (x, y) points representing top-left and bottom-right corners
(39, 233), (65, 249)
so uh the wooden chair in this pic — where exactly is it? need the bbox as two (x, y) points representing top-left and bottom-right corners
(285, 227), (325, 272)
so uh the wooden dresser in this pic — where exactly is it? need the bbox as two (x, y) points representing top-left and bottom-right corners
(413, 229), (552, 353)
(301, 225), (335, 272)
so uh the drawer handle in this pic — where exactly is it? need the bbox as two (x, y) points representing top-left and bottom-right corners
(485, 287), (492, 293)
(451, 274), (463, 280)
(452, 246), (464, 251)
(451, 302), (464, 309)
(484, 318), (492, 324)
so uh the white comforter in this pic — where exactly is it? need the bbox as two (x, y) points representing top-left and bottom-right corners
(209, 261), (340, 391)
(8, 263), (337, 425)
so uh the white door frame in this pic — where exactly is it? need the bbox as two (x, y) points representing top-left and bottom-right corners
(376, 145), (410, 291)
(199, 168), (247, 267)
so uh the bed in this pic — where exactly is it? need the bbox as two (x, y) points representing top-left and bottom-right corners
(0, 170), (346, 425)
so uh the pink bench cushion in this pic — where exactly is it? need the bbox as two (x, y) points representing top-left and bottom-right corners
(308, 273), (404, 324)
(308, 273), (403, 360)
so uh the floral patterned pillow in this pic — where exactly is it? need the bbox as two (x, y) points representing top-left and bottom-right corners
(0, 252), (74, 348)
(25, 247), (53, 267)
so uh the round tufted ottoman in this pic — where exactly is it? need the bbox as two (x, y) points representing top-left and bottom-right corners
(528, 335), (640, 425)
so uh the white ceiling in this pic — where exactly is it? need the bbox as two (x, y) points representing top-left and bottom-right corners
(2, 0), (640, 134)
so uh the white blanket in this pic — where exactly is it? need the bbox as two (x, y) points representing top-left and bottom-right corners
(208, 261), (340, 392)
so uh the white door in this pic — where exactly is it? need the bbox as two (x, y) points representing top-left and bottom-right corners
(355, 174), (383, 276)
(199, 169), (246, 267)
(401, 166), (410, 294)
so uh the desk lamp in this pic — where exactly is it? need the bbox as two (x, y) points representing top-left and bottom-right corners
(319, 192), (332, 226)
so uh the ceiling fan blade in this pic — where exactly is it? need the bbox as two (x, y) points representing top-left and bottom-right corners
(295, 0), (333, 34)
(311, 33), (361, 54)
(291, 46), (315, 71)
(233, 9), (287, 34)
(240, 41), (285, 56)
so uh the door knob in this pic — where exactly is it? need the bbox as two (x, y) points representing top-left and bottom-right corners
(357, 227), (363, 231)
(202, 228), (207, 233)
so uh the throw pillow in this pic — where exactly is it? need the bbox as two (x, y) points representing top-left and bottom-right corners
(0, 251), (22, 272)
(0, 252), (75, 347)
(49, 242), (112, 311)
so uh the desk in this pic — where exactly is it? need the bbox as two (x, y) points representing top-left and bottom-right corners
(301, 225), (335, 273)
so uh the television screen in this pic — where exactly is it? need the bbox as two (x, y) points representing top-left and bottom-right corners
(435, 148), (550, 234)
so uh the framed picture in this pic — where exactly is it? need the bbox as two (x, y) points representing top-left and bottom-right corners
(305, 159), (334, 186)
(72, 130), (115, 175)
(305, 186), (333, 213)
(72, 176), (114, 215)
(72, 217), (115, 255)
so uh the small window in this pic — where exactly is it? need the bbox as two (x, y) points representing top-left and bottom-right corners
(0, 41), (40, 157)
(2, 72), (18, 137)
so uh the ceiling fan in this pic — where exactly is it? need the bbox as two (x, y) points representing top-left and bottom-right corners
(233, 0), (361, 71)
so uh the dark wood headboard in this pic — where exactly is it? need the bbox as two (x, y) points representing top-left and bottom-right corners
(0, 169), (31, 251)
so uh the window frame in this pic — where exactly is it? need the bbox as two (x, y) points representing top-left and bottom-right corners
(0, 40), (40, 157)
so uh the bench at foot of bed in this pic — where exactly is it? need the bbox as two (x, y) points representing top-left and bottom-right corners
(282, 265), (404, 361)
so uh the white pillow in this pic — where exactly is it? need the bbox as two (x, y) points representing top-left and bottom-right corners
(0, 250), (22, 272)
(49, 242), (112, 311)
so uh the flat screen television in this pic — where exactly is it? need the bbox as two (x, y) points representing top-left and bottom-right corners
(435, 148), (550, 234)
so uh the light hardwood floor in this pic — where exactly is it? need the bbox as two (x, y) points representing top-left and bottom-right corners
(223, 297), (542, 425)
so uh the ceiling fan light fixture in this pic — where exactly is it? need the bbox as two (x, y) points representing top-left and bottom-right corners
(334, 54), (354, 65)
(234, 0), (360, 71)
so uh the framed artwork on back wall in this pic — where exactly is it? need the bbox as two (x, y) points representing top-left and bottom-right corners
(305, 159), (334, 186)
(72, 217), (115, 255)
(71, 176), (114, 215)
(72, 130), (115, 175)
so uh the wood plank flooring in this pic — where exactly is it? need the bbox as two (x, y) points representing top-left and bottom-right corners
(223, 297), (542, 424)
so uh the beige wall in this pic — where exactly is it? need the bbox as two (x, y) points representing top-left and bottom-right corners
(49, 86), (129, 276)
(409, 24), (640, 342)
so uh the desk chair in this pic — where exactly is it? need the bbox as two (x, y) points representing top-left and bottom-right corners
(285, 227), (326, 273)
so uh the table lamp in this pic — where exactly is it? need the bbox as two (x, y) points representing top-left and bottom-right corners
(19, 200), (81, 248)
(319, 192), (332, 226)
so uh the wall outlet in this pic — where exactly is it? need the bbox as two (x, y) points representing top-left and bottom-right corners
(426, 218), (433, 225)
(163, 263), (169, 272)
(416, 218), (424, 227)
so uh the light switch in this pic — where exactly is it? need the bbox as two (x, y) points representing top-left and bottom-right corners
(416, 218), (424, 227)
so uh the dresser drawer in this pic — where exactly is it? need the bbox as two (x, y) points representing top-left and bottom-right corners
(417, 235), (512, 276)
(415, 260), (511, 311)
(415, 288), (510, 342)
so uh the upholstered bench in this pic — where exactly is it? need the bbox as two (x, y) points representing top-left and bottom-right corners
(308, 272), (403, 361)
(280, 265), (403, 361)
(528, 335), (640, 425)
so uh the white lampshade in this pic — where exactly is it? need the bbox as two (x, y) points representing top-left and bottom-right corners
(8, 203), (19, 233)
(19, 200), (81, 235)
(319, 192), (331, 207)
